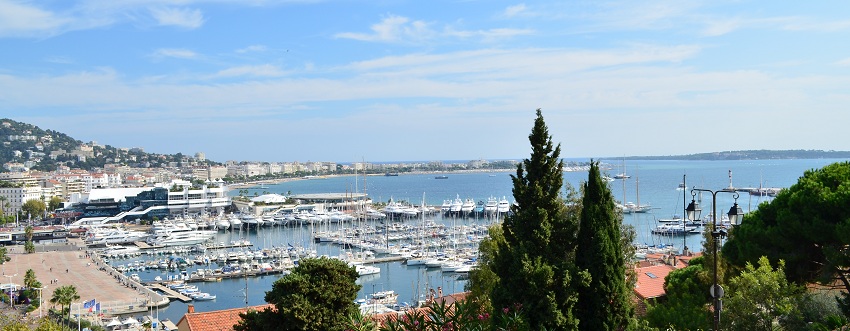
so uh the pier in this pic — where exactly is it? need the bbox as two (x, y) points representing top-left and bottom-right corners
(147, 283), (193, 302)
(361, 255), (407, 264)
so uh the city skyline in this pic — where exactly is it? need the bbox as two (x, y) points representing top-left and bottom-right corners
(2, 1), (850, 162)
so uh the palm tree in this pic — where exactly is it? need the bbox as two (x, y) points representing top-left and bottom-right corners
(50, 285), (80, 320)
(0, 196), (6, 216)
(24, 269), (39, 288)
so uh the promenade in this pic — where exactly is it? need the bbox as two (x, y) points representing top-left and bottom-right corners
(1, 239), (157, 317)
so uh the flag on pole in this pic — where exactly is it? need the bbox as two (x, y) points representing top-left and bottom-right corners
(95, 303), (101, 312)
(83, 299), (95, 309)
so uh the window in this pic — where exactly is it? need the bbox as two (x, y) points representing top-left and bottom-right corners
(646, 272), (658, 279)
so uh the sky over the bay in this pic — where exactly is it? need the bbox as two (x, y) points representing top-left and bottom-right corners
(2, 1), (849, 162)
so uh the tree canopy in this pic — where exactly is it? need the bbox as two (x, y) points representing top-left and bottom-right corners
(722, 256), (803, 331)
(722, 161), (850, 312)
(575, 161), (634, 330)
(49, 285), (79, 321)
(21, 199), (46, 219)
(645, 257), (712, 331)
(490, 109), (580, 330)
(235, 257), (360, 331)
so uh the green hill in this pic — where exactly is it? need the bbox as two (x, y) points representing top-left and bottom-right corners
(0, 118), (218, 172)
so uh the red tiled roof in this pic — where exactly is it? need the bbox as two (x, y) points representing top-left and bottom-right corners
(177, 304), (274, 331)
(633, 264), (676, 300)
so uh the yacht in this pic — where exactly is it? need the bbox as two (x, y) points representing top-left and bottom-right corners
(461, 198), (475, 215)
(449, 196), (463, 214)
(215, 218), (231, 231)
(85, 229), (150, 246)
(351, 263), (381, 276)
(497, 196), (511, 214)
(484, 196), (498, 214)
(440, 200), (452, 213)
(241, 215), (262, 228)
(147, 230), (217, 246)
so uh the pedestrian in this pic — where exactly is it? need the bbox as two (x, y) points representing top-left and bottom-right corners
(66, 268), (68, 273)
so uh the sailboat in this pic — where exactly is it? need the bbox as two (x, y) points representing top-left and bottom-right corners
(630, 167), (651, 213)
(614, 157), (630, 179)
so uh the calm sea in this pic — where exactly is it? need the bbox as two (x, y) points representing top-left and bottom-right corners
(131, 158), (844, 322)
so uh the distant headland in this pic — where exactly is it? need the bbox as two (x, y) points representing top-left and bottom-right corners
(609, 150), (850, 161)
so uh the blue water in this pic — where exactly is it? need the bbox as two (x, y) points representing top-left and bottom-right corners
(134, 158), (844, 322)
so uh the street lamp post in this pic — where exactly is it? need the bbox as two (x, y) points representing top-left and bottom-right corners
(36, 286), (47, 318)
(3, 274), (16, 309)
(686, 188), (744, 331)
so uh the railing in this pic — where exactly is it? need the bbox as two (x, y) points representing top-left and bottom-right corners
(90, 250), (168, 308)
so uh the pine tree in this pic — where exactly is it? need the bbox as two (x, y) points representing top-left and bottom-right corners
(491, 109), (580, 330)
(575, 161), (634, 330)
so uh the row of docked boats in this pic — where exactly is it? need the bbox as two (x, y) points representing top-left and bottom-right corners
(439, 195), (511, 217)
(167, 281), (216, 301)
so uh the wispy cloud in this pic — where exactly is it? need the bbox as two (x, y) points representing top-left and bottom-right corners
(213, 64), (287, 78)
(335, 15), (434, 43)
(503, 4), (527, 18)
(44, 56), (74, 64)
(835, 57), (850, 67)
(336, 14), (532, 44)
(0, 0), (73, 37)
(444, 28), (533, 42)
(151, 48), (198, 60)
(701, 18), (741, 36)
(236, 45), (268, 54)
(149, 7), (205, 29)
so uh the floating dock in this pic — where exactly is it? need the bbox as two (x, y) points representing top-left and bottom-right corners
(147, 283), (192, 302)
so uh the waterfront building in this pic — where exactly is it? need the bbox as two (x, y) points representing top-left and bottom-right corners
(64, 180), (231, 222)
(0, 185), (42, 216)
(0, 225), (69, 245)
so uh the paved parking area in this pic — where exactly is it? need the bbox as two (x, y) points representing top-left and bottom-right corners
(2, 241), (146, 310)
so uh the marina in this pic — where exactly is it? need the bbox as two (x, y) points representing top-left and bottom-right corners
(10, 158), (842, 325)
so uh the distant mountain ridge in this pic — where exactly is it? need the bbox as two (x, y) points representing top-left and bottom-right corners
(0, 118), (217, 172)
(616, 150), (850, 161)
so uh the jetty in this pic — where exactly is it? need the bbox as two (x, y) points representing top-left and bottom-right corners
(148, 283), (192, 302)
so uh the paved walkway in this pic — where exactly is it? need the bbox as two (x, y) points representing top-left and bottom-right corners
(2, 240), (147, 311)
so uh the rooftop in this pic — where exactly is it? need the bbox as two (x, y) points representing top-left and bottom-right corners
(177, 304), (274, 331)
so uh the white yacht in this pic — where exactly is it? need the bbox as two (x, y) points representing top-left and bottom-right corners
(441, 200), (452, 213)
(497, 196), (511, 214)
(484, 196), (498, 214)
(449, 196), (463, 213)
(85, 229), (150, 246)
(461, 198), (475, 214)
(215, 218), (231, 231)
(147, 230), (217, 246)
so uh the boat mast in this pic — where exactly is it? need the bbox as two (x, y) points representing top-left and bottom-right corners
(682, 174), (687, 255)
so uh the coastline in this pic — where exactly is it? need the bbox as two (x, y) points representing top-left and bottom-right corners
(226, 169), (517, 190)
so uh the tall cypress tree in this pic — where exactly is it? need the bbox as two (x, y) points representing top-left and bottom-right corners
(491, 109), (579, 330)
(575, 161), (634, 330)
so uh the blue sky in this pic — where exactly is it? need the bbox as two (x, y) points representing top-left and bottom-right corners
(2, 1), (850, 163)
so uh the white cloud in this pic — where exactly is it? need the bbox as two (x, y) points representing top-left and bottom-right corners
(444, 28), (533, 42)
(44, 56), (74, 64)
(149, 7), (205, 29)
(336, 14), (532, 44)
(834, 57), (850, 67)
(0, 0), (72, 37)
(503, 4), (527, 18)
(701, 18), (741, 36)
(335, 15), (433, 43)
(236, 45), (268, 54)
(151, 48), (198, 59)
(213, 65), (287, 78)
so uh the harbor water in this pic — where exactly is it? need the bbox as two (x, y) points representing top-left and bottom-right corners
(124, 158), (842, 323)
